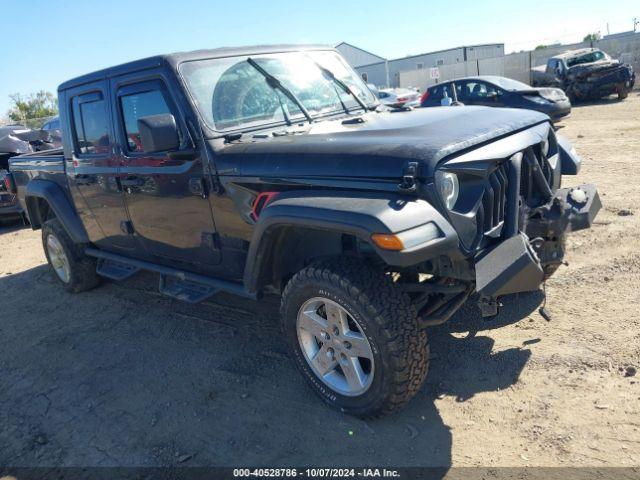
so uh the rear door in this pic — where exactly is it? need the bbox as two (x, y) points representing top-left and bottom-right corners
(111, 74), (221, 270)
(65, 81), (137, 252)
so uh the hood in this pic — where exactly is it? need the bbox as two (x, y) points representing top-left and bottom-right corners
(217, 106), (549, 181)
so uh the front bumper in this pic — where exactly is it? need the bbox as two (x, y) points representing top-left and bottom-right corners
(475, 183), (600, 300)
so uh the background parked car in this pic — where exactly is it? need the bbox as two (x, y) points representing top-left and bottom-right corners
(531, 48), (635, 101)
(0, 124), (60, 170)
(420, 76), (571, 122)
(0, 169), (22, 223)
(378, 88), (421, 108)
(41, 116), (63, 148)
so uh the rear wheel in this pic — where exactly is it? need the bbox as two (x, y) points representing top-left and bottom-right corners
(281, 258), (429, 418)
(42, 218), (100, 293)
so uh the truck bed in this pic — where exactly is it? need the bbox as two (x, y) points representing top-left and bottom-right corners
(9, 150), (67, 212)
(9, 149), (65, 174)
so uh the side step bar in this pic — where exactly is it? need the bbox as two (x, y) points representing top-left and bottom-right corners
(96, 258), (140, 281)
(85, 248), (256, 301)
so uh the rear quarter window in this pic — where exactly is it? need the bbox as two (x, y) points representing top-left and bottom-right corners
(71, 93), (110, 155)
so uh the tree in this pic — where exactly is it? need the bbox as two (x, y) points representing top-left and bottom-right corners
(535, 44), (548, 50)
(7, 91), (58, 127)
(582, 32), (601, 42)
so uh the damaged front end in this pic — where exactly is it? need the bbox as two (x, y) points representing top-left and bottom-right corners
(567, 62), (635, 100)
(473, 132), (601, 316)
(401, 123), (600, 323)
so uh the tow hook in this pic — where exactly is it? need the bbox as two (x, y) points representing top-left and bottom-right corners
(479, 297), (500, 317)
(398, 161), (419, 192)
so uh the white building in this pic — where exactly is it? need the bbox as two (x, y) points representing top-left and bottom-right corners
(336, 42), (505, 88)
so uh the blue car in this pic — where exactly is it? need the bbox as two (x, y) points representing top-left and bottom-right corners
(420, 75), (571, 122)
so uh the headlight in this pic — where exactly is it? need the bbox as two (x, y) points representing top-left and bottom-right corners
(436, 171), (459, 210)
(526, 95), (551, 105)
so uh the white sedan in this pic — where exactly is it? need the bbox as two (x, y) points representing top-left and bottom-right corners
(377, 88), (421, 108)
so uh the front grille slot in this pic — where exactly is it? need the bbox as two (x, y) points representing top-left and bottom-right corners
(476, 134), (557, 246)
(520, 147), (553, 207)
(481, 162), (509, 237)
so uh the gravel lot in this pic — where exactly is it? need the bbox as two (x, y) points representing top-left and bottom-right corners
(1, 93), (639, 469)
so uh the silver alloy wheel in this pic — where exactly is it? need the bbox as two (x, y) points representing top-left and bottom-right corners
(297, 297), (375, 397)
(46, 234), (71, 283)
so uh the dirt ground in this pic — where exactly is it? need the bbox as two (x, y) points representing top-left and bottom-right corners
(1, 93), (639, 470)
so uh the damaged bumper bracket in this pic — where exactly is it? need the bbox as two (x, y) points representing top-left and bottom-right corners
(475, 183), (601, 316)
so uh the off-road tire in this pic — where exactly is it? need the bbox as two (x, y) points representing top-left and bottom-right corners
(281, 258), (429, 418)
(42, 218), (100, 293)
(617, 84), (628, 100)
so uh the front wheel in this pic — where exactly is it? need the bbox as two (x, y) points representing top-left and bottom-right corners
(281, 259), (429, 418)
(617, 83), (629, 100)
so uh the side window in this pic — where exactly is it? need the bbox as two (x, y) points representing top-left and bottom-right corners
(464, 81), (497, 99)
(428, 84), (453, 101)
(71, 93), (110, 155)
(119, 89), (173, 152)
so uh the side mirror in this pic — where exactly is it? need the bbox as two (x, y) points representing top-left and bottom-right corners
(137, 113), (179, 153)
(487, 91), (498, 100)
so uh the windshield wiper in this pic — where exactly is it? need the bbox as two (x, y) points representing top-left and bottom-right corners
(246, 57), (313, 124)
(311, 61), (369, 112)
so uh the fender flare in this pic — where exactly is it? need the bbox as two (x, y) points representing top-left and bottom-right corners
(24, 179), (90, 244)
(242, 190), (459, 294)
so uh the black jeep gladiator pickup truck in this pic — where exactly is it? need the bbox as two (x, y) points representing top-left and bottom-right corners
(8, 45), (601, 417)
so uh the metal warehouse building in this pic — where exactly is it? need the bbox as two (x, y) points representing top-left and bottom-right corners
(336, 42), (505, 88)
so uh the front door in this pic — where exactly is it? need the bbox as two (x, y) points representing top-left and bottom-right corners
(460, 80), (505, 107)
(112, 77), (221, 270)
(66, 81), (137, 252)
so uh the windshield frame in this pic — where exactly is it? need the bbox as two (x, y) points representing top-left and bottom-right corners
(566, 50), (608, 68)
(176, 49), (378, 136)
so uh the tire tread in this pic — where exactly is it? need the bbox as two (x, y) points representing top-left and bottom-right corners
(281, 258), (429, 418)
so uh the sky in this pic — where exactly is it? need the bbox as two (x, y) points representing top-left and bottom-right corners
(1, 0), (637, 116)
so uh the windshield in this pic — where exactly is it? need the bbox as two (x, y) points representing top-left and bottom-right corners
(566, 50), (607, 67)
(180, 50), (377, 131)
(487, 77), (532, 91)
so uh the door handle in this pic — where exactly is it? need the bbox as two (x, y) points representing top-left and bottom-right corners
(189, 177), (208, 199)
(120, 176), (145, 187)
(74, 174), (93, 185)
(168, 149), (198, 160)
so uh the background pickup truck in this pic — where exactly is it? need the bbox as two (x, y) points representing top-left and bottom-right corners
(8, 44), (601, 417)
(531, 48), (635, 101)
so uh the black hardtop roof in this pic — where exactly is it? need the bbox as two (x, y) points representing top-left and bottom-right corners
(58, 44), (333, 91)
